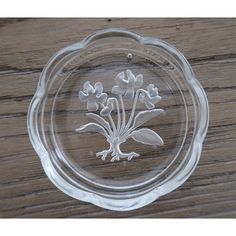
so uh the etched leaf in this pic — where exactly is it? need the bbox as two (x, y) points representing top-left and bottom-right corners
(75, 123), (108, 137)
(130, 128), (164, 146)
(132, 109), (164, 129)
(86, 113), (111, 132)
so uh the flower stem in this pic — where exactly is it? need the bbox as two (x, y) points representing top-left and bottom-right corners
(101, 104), (116, 136)
(112, 98), (121, 135)
(125, 89), (140, 131)
(119, 95), (126, 132)
(108, 115), (116, 135)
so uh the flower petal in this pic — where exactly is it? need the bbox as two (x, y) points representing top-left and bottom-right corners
(147, 84), (154, 91)
(94, 82), (103, 94)
(125, 87), (134, 99)
(139, 90), (150, 102)
(126, 69), (135, 84)
(97, 93), (107, 104)
(83, 81), (94, 93)
(100, 100), (113, 116)
(87, 100), (98, 111)
(153, 87), (158, 95)
(134, 74), (143, 88)
(115, 71), (127, 88)
(79, 91), (88, 102)
(111, 85), (125, 95)
(150, 95), (161, 104)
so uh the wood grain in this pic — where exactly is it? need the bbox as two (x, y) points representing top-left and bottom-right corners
(0, 18), (236, 218)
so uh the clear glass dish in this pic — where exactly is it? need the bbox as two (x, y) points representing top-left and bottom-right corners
(27, 28), (209, 211)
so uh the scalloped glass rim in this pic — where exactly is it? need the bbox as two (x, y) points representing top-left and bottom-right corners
(27, 28), (209, 211)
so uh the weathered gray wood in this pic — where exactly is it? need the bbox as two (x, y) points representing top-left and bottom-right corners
(0, 18), (236, 218)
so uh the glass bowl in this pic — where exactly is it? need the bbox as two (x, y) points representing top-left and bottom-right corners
(27, 28), (209, 211)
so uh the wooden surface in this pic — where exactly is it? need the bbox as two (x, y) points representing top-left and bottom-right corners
(0, 18), (236, 218)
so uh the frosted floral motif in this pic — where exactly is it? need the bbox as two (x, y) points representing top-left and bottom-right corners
(112, 70), (143, 99)
(76, 70), (164, 162)
(79, 81), (107, 111)
(139, 84), (161, 109)
(100, 98), (114, 116)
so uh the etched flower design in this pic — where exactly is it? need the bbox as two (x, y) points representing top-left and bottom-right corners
(112, 69), (143, 99)
(76, 70), (164, 162)
(139, 84), (161, 109)
(79, 81), (107, 111)
(100, 98), (114, 116)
